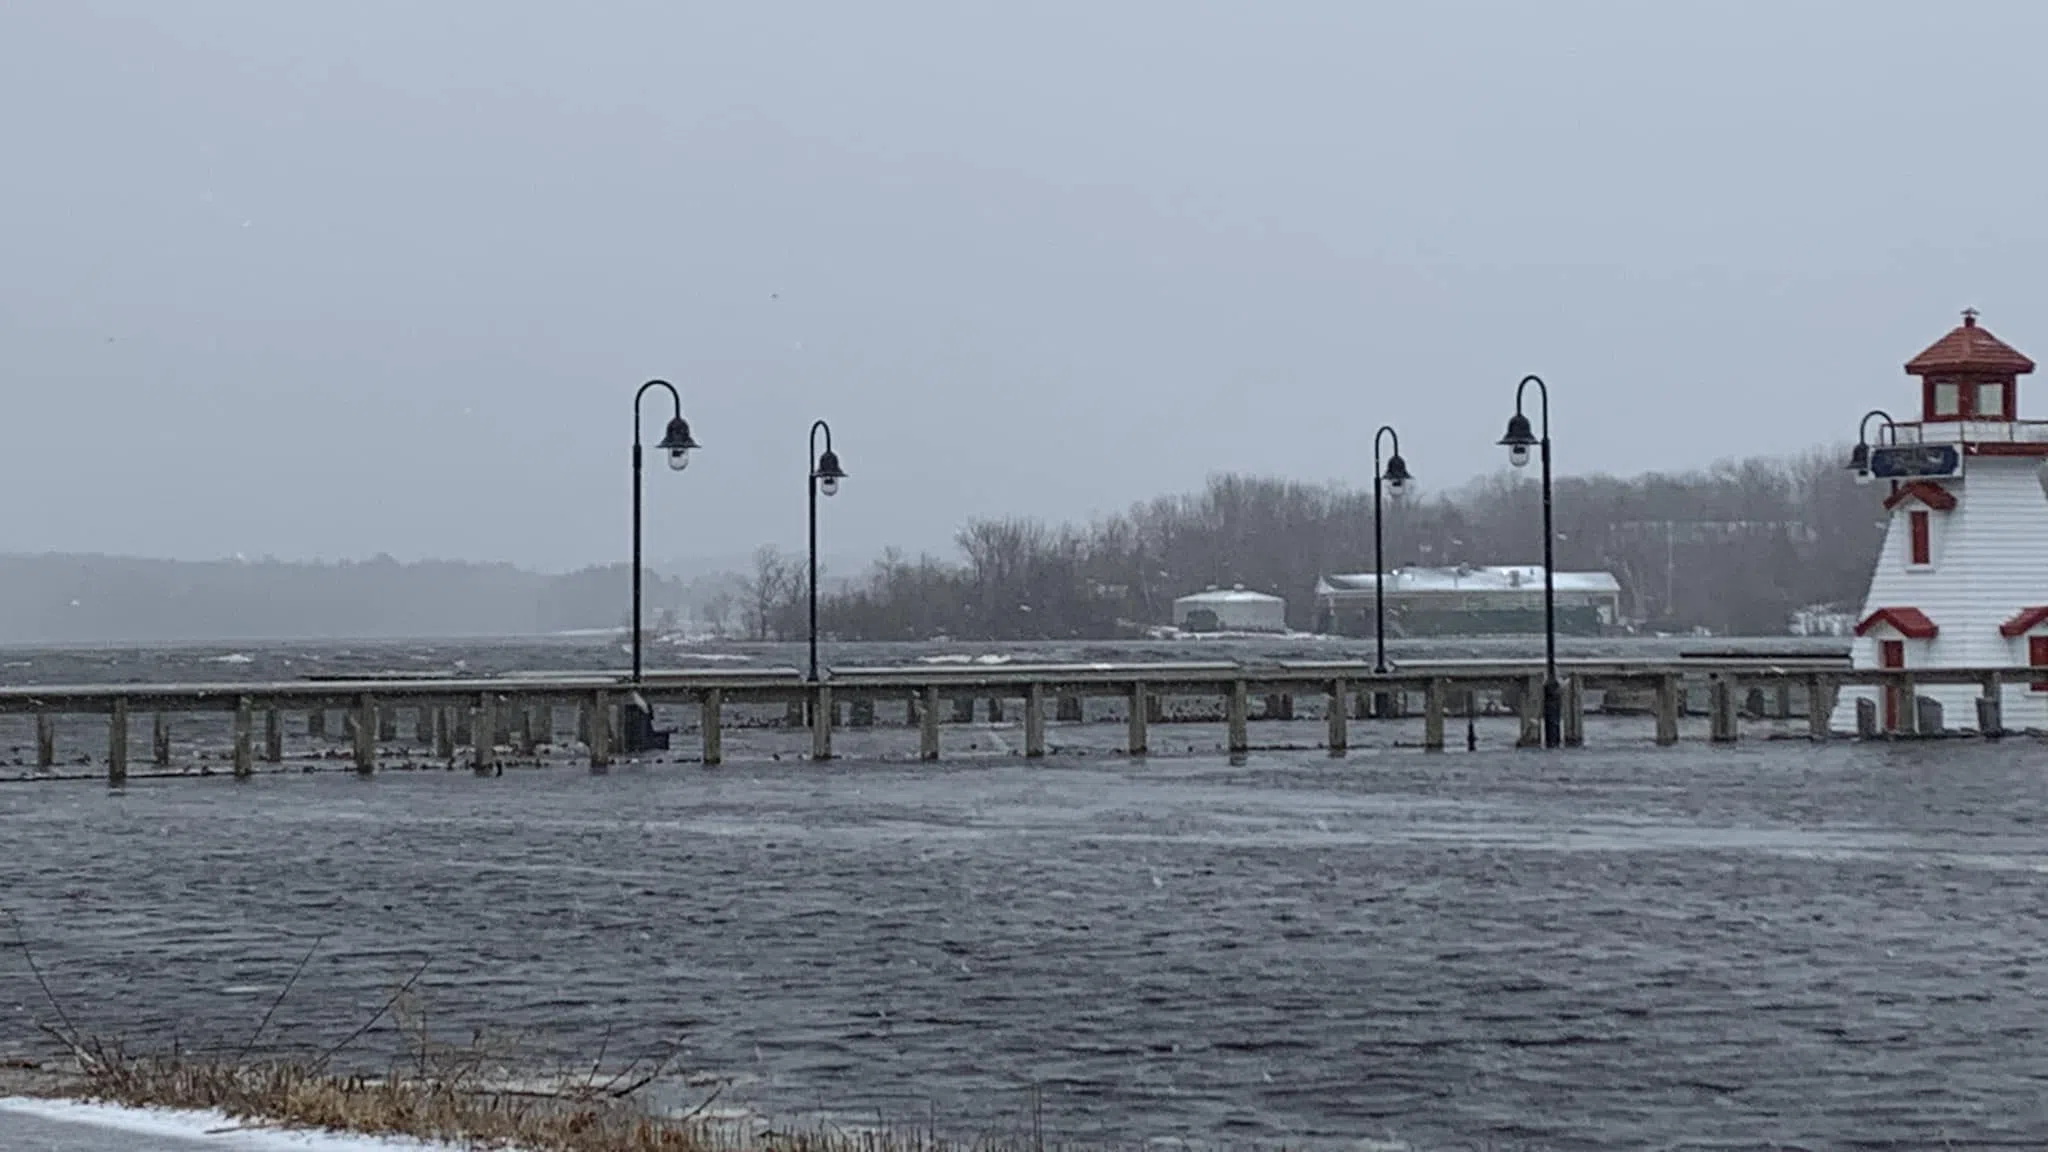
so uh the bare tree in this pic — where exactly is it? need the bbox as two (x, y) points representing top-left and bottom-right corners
(741, 545), (795, 641)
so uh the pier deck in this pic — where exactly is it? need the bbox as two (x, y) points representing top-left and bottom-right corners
(0, 655), (2034, 783)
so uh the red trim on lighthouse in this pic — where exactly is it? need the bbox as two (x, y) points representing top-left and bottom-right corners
(2000, 606), (2048, 637)
(1855, 606), (1939, 639)
(1882, 481), (1957, 511)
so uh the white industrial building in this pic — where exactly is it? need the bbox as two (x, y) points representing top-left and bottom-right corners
(1173, 586), (1288, 633)
(1313, 565), (1624, 638)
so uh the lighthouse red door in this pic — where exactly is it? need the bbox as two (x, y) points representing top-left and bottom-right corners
(1879, 639), (1906, 730)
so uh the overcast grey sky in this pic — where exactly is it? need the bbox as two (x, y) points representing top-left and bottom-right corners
(4, 0), (2045, 573)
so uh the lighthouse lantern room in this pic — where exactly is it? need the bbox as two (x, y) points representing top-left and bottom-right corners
(1831, 309), (2048, 734)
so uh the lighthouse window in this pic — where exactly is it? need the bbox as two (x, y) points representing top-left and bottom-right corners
(1978, 381), (2007, 417)
(1931, 381), (1962, 417)
(1908, 510), (1931, 567)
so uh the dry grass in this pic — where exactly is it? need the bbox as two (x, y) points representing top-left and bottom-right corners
(5, 910), (1052, 1152)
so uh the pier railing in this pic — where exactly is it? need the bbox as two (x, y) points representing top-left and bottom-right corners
(0, 655), (2035, 783)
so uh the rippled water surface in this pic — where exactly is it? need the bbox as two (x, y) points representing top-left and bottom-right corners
(6, 728), (2047, 1149)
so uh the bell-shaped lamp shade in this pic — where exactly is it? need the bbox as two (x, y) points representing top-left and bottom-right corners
(815, 448), (846, 496)
(1845, 441), (1870, 474)
(659, 417), (699, 471)
(1383, 453), (1412, 497)
(1498, 411), (1536, 468)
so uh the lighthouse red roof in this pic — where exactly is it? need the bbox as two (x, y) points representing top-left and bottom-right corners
(1904, 310), (2035, 376)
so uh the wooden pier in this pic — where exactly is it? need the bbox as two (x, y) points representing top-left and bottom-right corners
(0, 655), (2037, 783)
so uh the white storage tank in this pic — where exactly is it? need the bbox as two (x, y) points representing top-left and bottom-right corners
(1173, 585), (1288, 634)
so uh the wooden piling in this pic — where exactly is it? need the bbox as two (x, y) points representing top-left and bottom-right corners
(701, 689), (723, 765)
(1774, 681), (1794, 721)
(811, 685), (833, 761)
(1978, 672), (2005, 737)
(533, 702), (554, 747)
(786, 700), (807, 728)
(354, 695), (377, 773)
(107, 698), (128, 786)
(987, 696), (1004, 724)
(588, 690), (611, 769)
(1024, 683), (1047, 758)
(233, 697), (254, 778)
(1709, 678), (1738, 743)
(377, 707), (398, 743)
(35, 711), (54, 771)
(152, 712), (171, 766)
(1226, 679), (1249, 755)
(307, 708), (327, 740)
(1327, 678), (1349, 752)
(1424, 678), (1447, 752)
(1807, 674), (1834, 741)
(264, 706), (283, 762)
(435, 707), (455, 761)
(414, 705), (434, 744)
(472, 694), (497, 775)
(1128, 681), (1149, 756)
(1517, 675), (1543, 748)
(1562, 676), (1586, 748)
(920, 685), (941, 760)
(515, 705), (536, 754)
(1654, 674), (1681, 746)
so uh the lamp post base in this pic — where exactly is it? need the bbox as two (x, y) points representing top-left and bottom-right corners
(619, 702), (670, 754)
(1541, 678), (1563, 750)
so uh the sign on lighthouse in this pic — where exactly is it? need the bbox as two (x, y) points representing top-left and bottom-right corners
(1830, 309), (2048, 734)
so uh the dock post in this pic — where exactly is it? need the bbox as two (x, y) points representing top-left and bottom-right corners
(534, 703), (555, 747)
(786, 700), (806, 728)
(435, 707), (455, 762)
(151, 712), (171, 767)
(1774, 681), (1794, 721)
(307, 707), (327, 740)
(1226, 679), (1250, 755)
(1897, 673), (1919, 736)
(354, 695), (377, 773)
(987, 696), (1004, 724)
(588, 690), (611, 770)
(34, 711), (54, 771)
(1327, 678), (1349, 753)
(453, 707), (473, 745)
(1516, 675), (1543, 748)
(1424, 679), (1448, 752)
(233, 697), (254, 778)
(107, 698), (129, 786)
(414, 705), (434, 744)
(1563, 676), (1586, 748)
(471, 694), (497, 774)
(1057, 694), (1083, 722)
(377, 707), (398, 743)
(920, 685), (941, 760)
(1709, 677), (1738, 743)
(811, 684), (833, 761)
(952, 696), (975, 724)
(1807, 674), (1834, 741)
(515, 704), (536, 755)
(1128, 681), (1149, 756)
(264, 706), (283, 763)
(700, 689), (723, 766)
(1978, 672), (2005, 737)
(1654, 675), (1681, 746)
(1024, 683), (1047, 758)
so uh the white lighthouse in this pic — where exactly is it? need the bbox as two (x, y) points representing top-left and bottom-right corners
(1831, 309), (2048, 734)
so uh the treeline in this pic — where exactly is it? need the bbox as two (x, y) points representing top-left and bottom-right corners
(706, 445), (1883, 641)
(0, 554), (698, 644)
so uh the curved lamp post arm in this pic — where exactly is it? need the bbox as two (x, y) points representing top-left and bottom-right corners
(1515, 374), (1551, 440)
(634, 380), (683, 446)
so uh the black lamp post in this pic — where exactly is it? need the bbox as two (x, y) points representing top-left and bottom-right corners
(807, 420), (847, 684)
(1371, 425), (1411, 674)
(1497, 374), (1561, 749)
(1847, 408), (1899, 485)
(627, 379), (698, 753)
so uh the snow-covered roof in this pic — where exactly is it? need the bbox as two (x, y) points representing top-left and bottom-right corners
(1317, 566), (1621, 595)
(1175, 588), (1286, 606)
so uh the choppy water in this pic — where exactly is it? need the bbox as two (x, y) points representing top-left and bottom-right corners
(13, 636), (2048, 1150)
